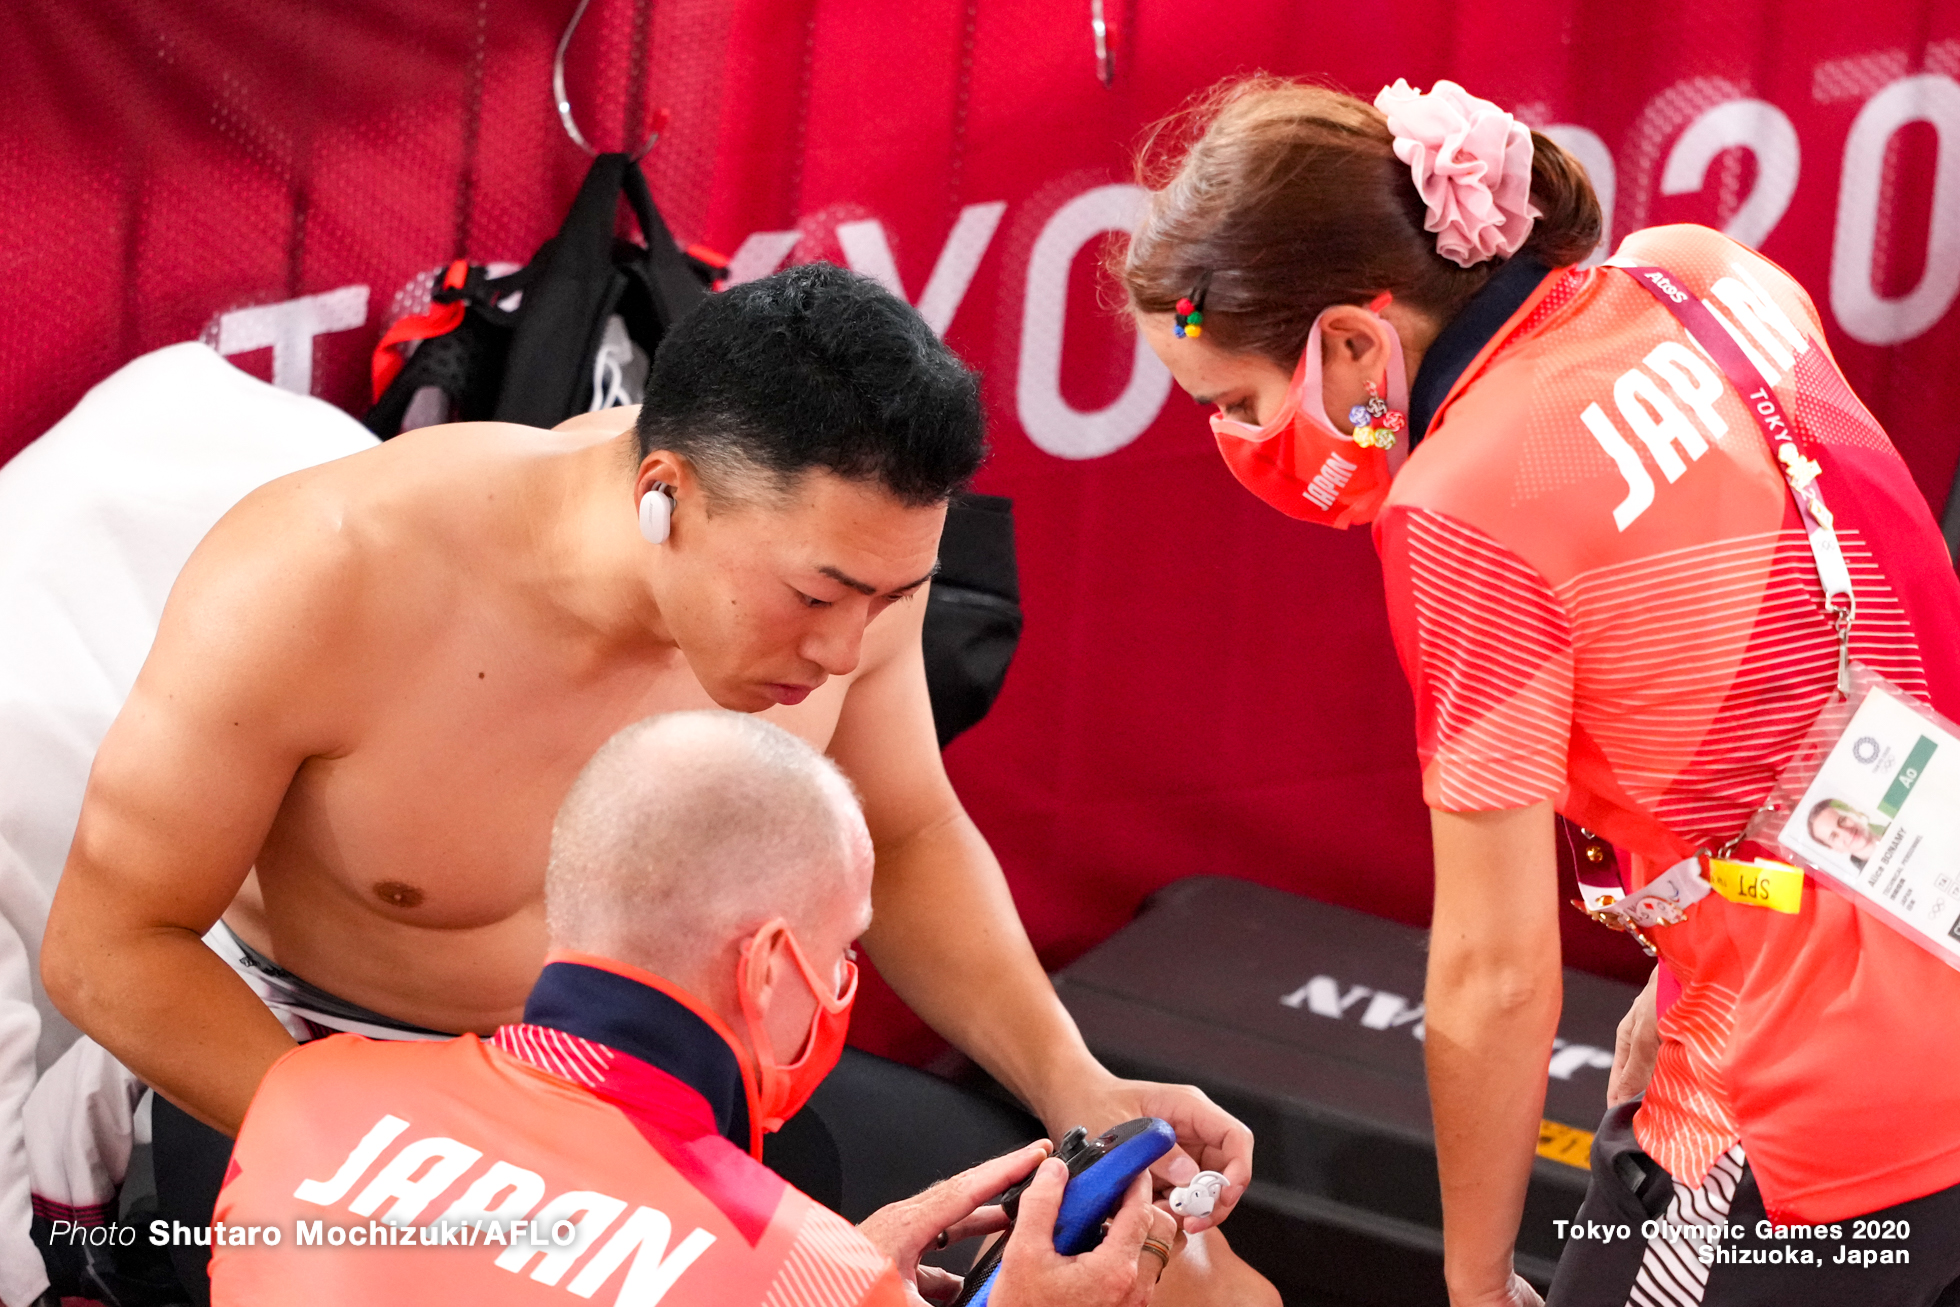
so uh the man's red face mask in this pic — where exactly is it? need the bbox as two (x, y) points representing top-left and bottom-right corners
(1209, 304), (1411, 529)
(736, 918), (857, 1134)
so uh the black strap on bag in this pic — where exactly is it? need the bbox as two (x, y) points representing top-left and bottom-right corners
(494, 152), (709, 426)
(363, 262), (526, 436)
(367, 152), (718, 438)
(924, 494), (1023, 748)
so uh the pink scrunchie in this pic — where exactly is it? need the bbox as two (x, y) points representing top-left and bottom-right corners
(1374, 79), (1541, 268)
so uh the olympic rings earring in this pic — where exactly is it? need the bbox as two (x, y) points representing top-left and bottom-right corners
(1347, 381), (1407, 451)
(638, 483), (675, 544)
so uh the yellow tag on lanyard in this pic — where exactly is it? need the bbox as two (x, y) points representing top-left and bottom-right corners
(1536, 1119), (1593, 1170)
(1705, 857), (1805, 914)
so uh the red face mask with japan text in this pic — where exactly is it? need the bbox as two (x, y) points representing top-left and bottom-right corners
(1210, 304), (1411, 529)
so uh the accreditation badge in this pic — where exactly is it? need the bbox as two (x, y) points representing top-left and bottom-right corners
(1744, 661), (1960, 969)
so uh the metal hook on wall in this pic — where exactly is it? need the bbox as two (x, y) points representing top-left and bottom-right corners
(1090, 0), (1113, 88)
(554, 0), (666, 159)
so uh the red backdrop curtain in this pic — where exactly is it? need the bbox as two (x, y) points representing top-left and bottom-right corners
(6, 0), (1957, 1060)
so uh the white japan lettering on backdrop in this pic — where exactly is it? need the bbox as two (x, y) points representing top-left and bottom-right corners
(293, 1115), (411, 1205)
(1016, 183), (1173, 459)
(1613, 367), (1709, 481)
(561, 1207), (717, 1302)
(211, 285), (370, 395)
(1278, 976), (1425, 1036)
(493, 1190), (628, 1282)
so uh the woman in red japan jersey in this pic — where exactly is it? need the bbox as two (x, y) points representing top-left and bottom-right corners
(1121, 76), (1960, 1307)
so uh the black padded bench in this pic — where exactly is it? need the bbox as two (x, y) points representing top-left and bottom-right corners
(1053, 876), (1640, 1307)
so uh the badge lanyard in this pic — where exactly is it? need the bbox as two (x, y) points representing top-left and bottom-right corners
(1617, 264), (1856, 678)
(1570, 261), (1960, 971)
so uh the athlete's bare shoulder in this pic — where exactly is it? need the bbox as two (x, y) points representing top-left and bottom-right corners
(154, 422), (586, 737)
(201, 421), (583, 598)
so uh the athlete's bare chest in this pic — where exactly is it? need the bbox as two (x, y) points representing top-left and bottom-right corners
(255, 625), (845, 928)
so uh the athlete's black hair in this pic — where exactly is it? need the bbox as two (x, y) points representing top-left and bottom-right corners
(634, 263), (987, 507)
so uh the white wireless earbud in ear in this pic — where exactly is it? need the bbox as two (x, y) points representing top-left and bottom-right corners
(638, 484), (674, 544)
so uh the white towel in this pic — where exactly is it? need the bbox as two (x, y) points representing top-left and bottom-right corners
(0, 343), (375, 1302)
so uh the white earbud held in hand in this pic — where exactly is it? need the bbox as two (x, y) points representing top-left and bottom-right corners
(638, 484), (674, 544)
(1168, 1171), (1228, 1221)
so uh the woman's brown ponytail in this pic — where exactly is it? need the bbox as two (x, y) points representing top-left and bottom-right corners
(1520, 127), (1605, 269)
(1118, 77), (1603, 368)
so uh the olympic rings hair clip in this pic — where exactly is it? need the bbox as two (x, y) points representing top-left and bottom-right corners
(1174, 271), (1211, 339)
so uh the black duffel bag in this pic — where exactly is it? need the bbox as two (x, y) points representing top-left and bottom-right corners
(925, 493), (1023, 749)
(365, 150), (720, 437)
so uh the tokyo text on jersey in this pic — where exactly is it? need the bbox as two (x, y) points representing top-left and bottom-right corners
(210, 962), (906, 1307)
(1375, 224), (1960, 1223)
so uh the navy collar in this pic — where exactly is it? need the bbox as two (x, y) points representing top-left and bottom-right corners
(1407, 254), (1554, 445)
(523, 961), (751, 1149)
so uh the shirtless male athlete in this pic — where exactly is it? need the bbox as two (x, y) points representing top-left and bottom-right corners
(40, 265), (1257, 1282)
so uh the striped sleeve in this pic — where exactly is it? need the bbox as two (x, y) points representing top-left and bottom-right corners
(1378, 506), (1575, 812)
(758, 1202), (902, 1307)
